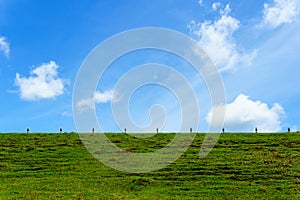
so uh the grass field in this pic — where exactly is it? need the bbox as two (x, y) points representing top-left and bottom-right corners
(0, 132), (299, 199)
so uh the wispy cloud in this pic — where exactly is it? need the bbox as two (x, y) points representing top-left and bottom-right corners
(198, 0), (203, 6)
(206, 94), (285, 132)
(61, 111), (72, 117)
(76, 90), (117, 110)
(189, 3), (257, 72)
(0, 36), (10, 58)
(212, 2), (221, 11)
(15, 61), (65, 101)
(261, 0), (299, 28)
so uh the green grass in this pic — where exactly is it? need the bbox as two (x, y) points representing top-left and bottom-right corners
(0, 133), (299, 199)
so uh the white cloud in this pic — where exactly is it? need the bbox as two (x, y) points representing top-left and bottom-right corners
(15, 61), (65, 101)
(76, 90), (116, 110)
(61, 111), (72, 117)
(198, 0), (204, 6)
(220, 3), (231, 15)
(206, 94), (285, 132)
(0, 36), (10, 58)
(95, 90), (116, 103)
(212, 2), (221, 11)
(189, 4), (256, 71)
(262, 0), (299, 28)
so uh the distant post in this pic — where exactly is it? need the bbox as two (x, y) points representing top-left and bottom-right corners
(222, 128), (225, 134)
(27, 128), (29, 134)
(255, 127), (258, 133)
(60, 128), (62, 134)
(190, 128), (192, 134)
(92, 128), (95, 134)
(288, 128), (290, 133)
(156, 128), (159, 134)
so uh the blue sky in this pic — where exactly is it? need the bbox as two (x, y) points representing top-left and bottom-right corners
(0, 0), (299, 133)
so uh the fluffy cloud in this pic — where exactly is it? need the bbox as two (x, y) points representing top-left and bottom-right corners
(15, 61), (65, 101)
(262, 0), (299, 28)
(76, 90), (116, 110)
(206, 94), (285, 132)
(0, 36), (10, 58)
(189, 3), (256, 72)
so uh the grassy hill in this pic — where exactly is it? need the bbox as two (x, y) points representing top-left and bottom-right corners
(0, 133), (299, 199)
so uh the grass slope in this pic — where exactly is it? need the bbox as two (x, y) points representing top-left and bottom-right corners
(0, 133), (299, 199)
